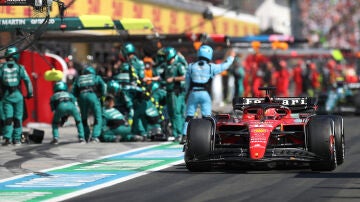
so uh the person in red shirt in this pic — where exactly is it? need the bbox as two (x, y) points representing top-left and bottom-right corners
(308, 62), (321, 96)
(244, 52), (269, 96)
(326, 59), (340, 87)
(274, 60), (290, 97)
(292, 60), (304, 96)
(251, 62), (264, 97)
(243, 63), (252, 96)
(263, 61), (275, 87)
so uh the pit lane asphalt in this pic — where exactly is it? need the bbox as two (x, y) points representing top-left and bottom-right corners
(0, 125), (160, 180)
(67, 116), (360, 202)
(0, 103), (233, 180)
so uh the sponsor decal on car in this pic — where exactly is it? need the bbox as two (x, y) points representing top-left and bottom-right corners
(251, 128), (268, 133)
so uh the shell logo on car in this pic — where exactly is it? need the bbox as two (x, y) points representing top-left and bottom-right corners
(252, 128), (268, 133)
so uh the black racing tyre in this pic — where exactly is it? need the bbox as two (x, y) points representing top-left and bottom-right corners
(184, 118), (213, 172)
(307, 116), (337, 171)
(353, 93), (360, 115)
(327, 115), (345, 165)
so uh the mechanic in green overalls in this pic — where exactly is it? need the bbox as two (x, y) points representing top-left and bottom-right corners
(107, 80), (134, 126)
(111, 62), (137, 124)
(50, 81), (85, 144)
(122, 42), (145, 84)
(120, 42), (148, 139)
(127, 84), (164, 140)
(175, 51), (188, 68)
(0, 46), (33, 146)
(163, 46), (187, 142)
(100, 94), (135, 142)
(151, 82), (167, 117)
(72, 66), (107, 143)
(153, 47), (167, 88)
(0, 59), (5, 140)
(150, 82), (169, 139)
(113, 62), (134, 88)
(230, 55), (246, 100)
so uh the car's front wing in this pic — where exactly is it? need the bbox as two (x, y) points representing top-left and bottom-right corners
(186, 147), (325, 164)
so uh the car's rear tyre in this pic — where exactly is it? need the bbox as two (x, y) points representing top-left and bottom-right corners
(328, 115), (345, 165)
(184, 118), (213, 172)
(353, 93), (360, 115)
(307, 116), (337, 171)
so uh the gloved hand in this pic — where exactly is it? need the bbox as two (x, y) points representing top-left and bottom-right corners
(26, 94), (33, 99)
(128, 119), (133, 126)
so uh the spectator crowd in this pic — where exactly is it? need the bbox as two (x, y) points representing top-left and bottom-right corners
(300, 0), (360, 50)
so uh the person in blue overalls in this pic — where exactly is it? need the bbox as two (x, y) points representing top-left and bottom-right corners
(181, 45), (235, 144)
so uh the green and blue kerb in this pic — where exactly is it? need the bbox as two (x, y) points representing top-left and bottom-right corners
(0, 143), (183, 202)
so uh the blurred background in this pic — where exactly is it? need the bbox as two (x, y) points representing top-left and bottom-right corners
(3, 0), (359, 62)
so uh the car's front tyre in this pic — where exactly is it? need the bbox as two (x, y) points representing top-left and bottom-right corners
(307, 116), (337, 171)
(184, 118), (213, 172)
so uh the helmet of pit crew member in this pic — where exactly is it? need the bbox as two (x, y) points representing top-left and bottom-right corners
(120, 62), (131, 71)
(107, 80), (121, 94)
(53, 81), (68, 92)
(197, 45), (213, 61)
(165, 46), (177, 62)
(151, 82), (160, 92)
(122, 42), (136, 56)
(156, 47), (166, 64)
(5, 46), (20, 61)
(82, 66), (96, 75)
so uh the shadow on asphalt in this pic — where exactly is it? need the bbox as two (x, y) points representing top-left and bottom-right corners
(295, 172), (360, 178)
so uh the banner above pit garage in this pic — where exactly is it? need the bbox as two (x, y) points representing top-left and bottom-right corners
(0, 0), (259, 36)
(0, 15), (154, 31)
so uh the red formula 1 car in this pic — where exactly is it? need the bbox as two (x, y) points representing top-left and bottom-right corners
(184, 87), (345, 172)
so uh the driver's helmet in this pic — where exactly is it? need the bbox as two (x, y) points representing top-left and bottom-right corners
(336, 81), (345, 88)
(264, 108), (278, 119)
(255, 108), (264, 120)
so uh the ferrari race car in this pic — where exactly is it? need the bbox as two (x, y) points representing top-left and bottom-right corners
(184, 87), (345, 172)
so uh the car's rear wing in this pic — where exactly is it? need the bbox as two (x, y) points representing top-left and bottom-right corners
(233, 97), (318, 112)
(347, 82), (360, 90)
